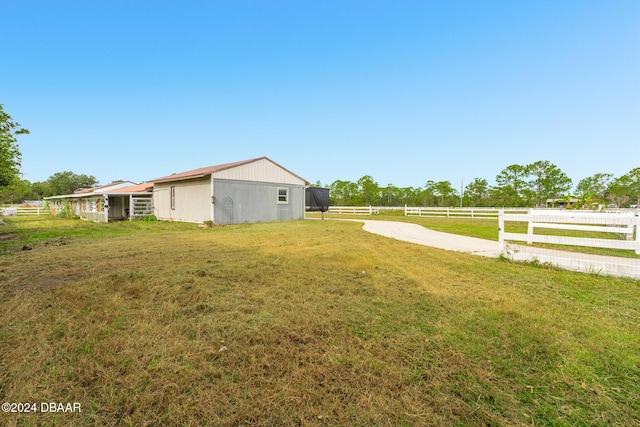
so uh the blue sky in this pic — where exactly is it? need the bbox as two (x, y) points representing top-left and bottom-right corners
(3, 0), (639, 190)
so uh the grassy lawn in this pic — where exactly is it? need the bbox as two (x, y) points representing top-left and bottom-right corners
(1, 216), (639, 426)
(307, 211), (499, 240)
(307, 212), (640, 259)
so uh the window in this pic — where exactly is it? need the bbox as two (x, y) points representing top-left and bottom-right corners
(277, 187), (289, 204)
(170, 186), (176, 210)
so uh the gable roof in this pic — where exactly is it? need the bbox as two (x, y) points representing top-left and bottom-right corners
(106, 183), (153, 194)
(148, 156), (308, 185)
(74, 181), (137, 194)
(46, 181), (142, 200)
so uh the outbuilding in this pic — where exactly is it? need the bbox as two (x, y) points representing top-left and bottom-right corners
(46, 182), (153, 223)
(149, 157), (308, 224)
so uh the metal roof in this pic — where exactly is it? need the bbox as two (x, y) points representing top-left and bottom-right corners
(148, 156), (308, 185)
(45, 182), (151, 199)
(106, 183), (153, 194)
(74, 181), (137, 194)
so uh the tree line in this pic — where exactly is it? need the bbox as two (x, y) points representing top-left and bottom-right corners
(2, 159), (639, 210)
(0, 171), (100, 204)
(326, 161), (640, 208)
(1, 104), (638, 208)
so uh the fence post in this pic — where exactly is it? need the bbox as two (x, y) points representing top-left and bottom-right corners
(635, 214), (640, 255)
(498, 210), (505, 254)
(527, 214), (534, 244)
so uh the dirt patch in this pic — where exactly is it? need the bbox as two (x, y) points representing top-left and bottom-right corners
(43, 237), (69, 247)
(0, 232), (17, 241)
(1, 268), (105, 298)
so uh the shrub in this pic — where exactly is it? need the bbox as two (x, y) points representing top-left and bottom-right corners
(57, 200), (73, 218)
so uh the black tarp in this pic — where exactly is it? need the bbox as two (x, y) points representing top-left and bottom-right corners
(305, 187), (330, 212)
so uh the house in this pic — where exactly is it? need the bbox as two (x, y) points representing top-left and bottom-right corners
(47, 182), (153, 223)
(149, 157), (309, 224)
(545, 197), (580, 208)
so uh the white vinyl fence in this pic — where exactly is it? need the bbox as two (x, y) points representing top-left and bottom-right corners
(328, 206), (380, 215)
(498, 210), (640, 278)
(328, 206), (530, 217)
(405, 206), (529, 218)
(1, 206), (50, 216)
(498, 210), (640, 254)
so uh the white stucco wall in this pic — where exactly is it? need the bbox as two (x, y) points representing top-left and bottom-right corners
(154, 177), (211, 223)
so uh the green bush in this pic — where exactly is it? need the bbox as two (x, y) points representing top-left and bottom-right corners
(57, 200), (73, 218)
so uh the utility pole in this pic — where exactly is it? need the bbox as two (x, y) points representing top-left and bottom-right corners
(460, 179), (463, 208)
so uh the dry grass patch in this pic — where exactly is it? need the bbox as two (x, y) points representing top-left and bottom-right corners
(0, 217), (639, 426)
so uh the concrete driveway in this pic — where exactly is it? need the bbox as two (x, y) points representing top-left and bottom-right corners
(360, 220), (501, 257)
(354, 219), (640, 279)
